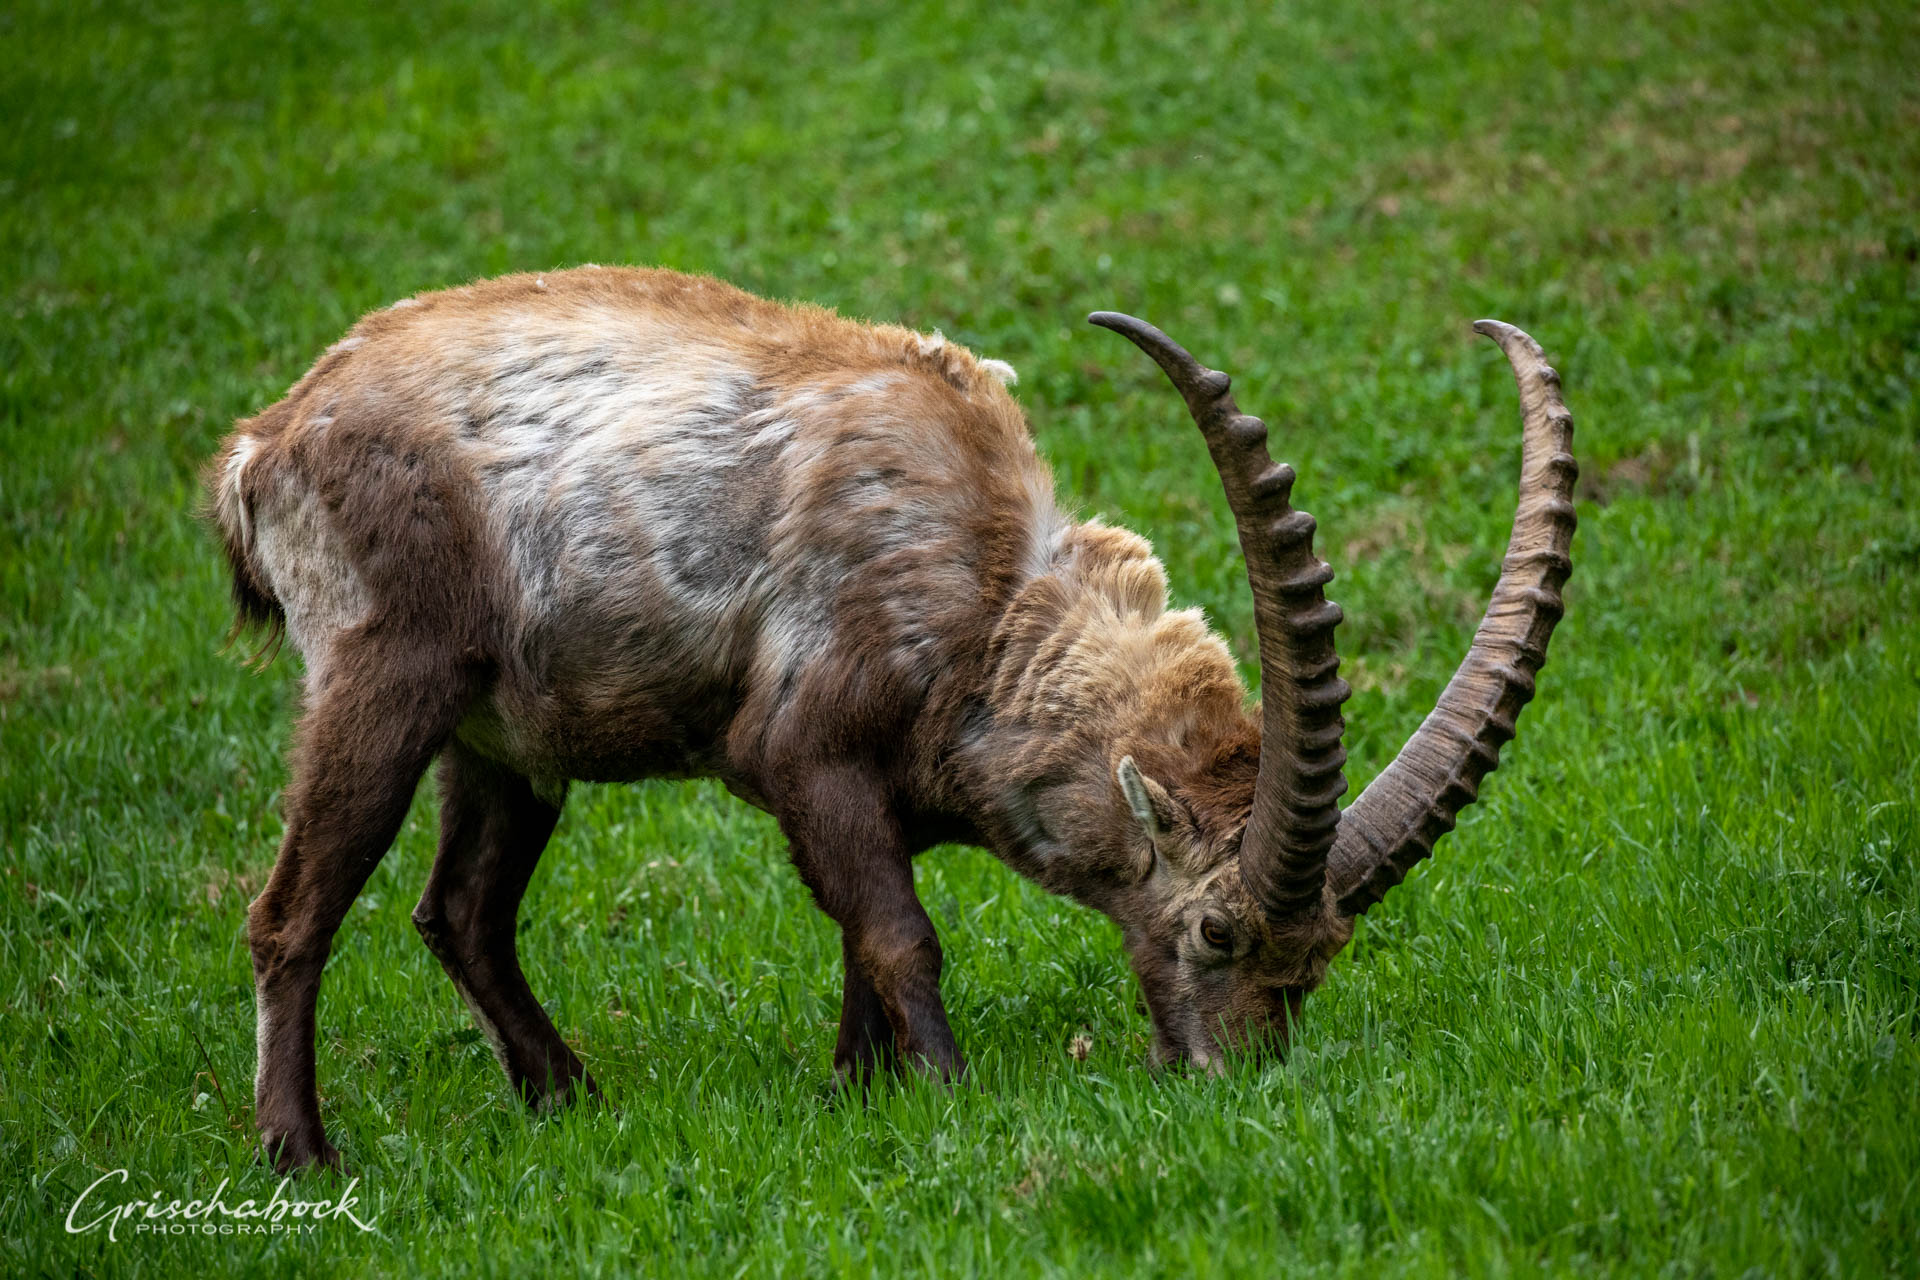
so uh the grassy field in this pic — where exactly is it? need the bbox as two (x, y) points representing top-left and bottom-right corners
(4, 1), (1918, 1275)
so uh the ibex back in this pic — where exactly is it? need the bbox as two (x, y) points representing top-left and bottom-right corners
(208, 266), (1576, 1171)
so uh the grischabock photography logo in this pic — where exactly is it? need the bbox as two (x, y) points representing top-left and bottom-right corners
(65, 1169), (377, 1241)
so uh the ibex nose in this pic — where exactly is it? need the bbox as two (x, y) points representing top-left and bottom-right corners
(1203, 989), (1304, 1067)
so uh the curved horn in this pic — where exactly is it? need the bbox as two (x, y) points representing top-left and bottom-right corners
(1328, 320), (1578, 916)
(1090, 311), (1350, 920)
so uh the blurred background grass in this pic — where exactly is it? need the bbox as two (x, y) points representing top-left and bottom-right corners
(3, 1), (1917, 1276)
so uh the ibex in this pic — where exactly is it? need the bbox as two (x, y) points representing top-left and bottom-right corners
(207, 267), (1575, 1171)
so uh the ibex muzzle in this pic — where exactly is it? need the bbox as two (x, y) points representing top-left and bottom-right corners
(207, 268), (1574, 1169)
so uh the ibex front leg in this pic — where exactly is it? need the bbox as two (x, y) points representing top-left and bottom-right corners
(780, 765), (964, 1082)
(834, 937), (899, 1084)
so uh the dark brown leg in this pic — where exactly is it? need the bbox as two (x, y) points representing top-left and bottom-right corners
(780, 764), (964, 1080)
(834, 937), (898, 1084)
(247, 643), (471, 1172)
(412, 741), (594, 1108)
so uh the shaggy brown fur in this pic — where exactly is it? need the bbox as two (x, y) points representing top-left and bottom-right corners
(207, 266), (1576, 1172)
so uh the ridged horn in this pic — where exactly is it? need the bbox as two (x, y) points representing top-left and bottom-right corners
(1328, 320), (1578, 916)
(1090, 311), (1350, 921)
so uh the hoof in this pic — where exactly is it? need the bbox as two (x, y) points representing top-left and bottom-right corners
(260, 1127), (342, 1174)
(520, 1066), (601, 1114)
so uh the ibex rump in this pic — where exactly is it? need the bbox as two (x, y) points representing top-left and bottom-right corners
(208, 267), (1575, 1171)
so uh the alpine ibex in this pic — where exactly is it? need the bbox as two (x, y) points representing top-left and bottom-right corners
(208, 267), (1575, 1171)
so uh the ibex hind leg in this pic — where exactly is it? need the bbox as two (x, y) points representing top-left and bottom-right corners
(247, 634), (474, 1173)
(413, 740), (596, 1109)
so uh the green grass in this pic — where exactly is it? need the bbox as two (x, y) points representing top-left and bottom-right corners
(4, 0), (1918, 1274)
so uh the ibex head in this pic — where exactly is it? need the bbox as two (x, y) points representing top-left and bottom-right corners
(1084, 311), (1578, 1069)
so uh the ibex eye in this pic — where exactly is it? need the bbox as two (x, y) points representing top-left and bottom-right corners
(1200, 919), (1232, 951)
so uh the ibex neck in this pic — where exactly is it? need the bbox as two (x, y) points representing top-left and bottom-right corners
(953, 520), (1252, 898)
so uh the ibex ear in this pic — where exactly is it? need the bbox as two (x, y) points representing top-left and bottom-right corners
(1116, 755), (1176, 840)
